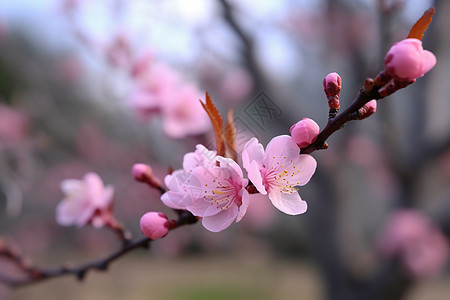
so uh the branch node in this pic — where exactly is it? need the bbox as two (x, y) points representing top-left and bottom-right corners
(97, 262), (109, 271)
(76, 270), (86, 281)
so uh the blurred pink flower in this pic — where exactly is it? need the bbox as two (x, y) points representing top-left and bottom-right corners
(131, 51), (154, 78)
(161, 145), (249, 232)
(384, 38), (436, 81)
(160, 84), (210, 138)
(242, 135), (316, 215)
(378, 210), (449, 278)
(56, 172), (115, 228)
(219, 68), (253, 103)
(0, 103), (29, 144)
(105, 33), (131, 69)
(140, 212), (170, 240)
(135, 62), (180, 94)
(128, 63), (180, 120)
(128, 60), (210, 138)
(127, 87), (160, 120)
(290, 118), (320, 148)
(402, 229), (449, 278)
(378, 210), (430, 256)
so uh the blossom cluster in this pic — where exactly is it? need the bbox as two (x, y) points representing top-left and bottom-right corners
(161, 130), (318, 232)
(54, 36), (437, 235)
(378, 210), (449, 278)
(128, 52), (211, 138)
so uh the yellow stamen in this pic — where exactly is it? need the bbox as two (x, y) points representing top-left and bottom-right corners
(213, 189), (226, 195)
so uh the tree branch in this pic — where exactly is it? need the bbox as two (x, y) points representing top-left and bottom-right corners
(301, 85), (383, 155)
(0, 209), (197, 288)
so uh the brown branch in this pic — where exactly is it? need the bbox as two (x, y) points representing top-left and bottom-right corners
(301, 85), (383, 155)
(1, 210), (197, 288)
(218, 0), (265, 91)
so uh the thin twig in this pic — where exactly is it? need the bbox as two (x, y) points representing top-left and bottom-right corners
(0, 209), (197, 288)
(301, 86), (383, 155)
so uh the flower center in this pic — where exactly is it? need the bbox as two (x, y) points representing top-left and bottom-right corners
(203, 178), (241, 210)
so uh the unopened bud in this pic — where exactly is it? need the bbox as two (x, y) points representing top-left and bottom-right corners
(358, 100), (377, 120)
(384, 38), (436, 81)
(374, 70), (392, 87)
(290, 118), (320, 148)
(323, 72), (342, 110)
(364, 78), (375, 92)
(378, 78), (415, 98)
(139, 212), (170, 240)
(323, 72), (342, 97)
(132, 163), (153, 182)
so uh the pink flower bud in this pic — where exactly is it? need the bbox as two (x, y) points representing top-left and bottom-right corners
(384, 38), (436, 81)
(132, 163), (153, 182)
(358, 100), (377, 120)
(140, 212), (170, 240)
(290, 118), (320, 148)
(323, 72), (342, 98)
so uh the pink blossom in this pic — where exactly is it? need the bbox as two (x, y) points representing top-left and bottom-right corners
(140, 212), (170, 240)
(131, 51), (153, 78)
(402, 229), (449, 278)
(160, 84), (211, 138)
(378, 210), (449, 278)
(105, 33), (131, 69)
(127, 62), (176, 121)
(290, 118), (320, 148)
(242, 135), (317, 215)
(128, 61), (210, 138)
(161, 145), (249, 232)
(56, 172), (115, 228)
(127, 88), (160, 121)
(384, 38), (436, 81)
(378, 210), (430, 256)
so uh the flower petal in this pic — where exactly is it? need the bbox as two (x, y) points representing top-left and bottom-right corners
(183, 145), (217, 172)
(263, 135), (299, 168)
(268, 189), (308, 215)
(421, 50), (436, 77)
(187, 197), (223, 217)
(217, 156), (244, 179)
(99, 185), (115, 209)
(60, 179), (83, 194)
(291, 154), (317, 186)
(202, 205), (239, 232)
(161, 191), (192, 209)
(236, 189), (250, 222)
(242, 137), (264, 169)
(247, 160), (266, 194)
(84, 172), (104, 202)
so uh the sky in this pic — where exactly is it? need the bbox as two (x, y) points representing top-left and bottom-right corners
(0, 0), (434, 83)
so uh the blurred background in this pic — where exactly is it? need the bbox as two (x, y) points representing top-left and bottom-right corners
(1, 0), (450, 299)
